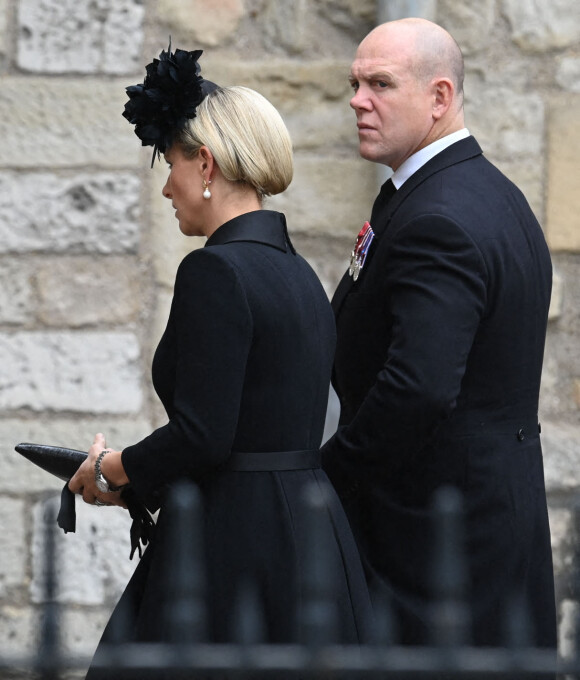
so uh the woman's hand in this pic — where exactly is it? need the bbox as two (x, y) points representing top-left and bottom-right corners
(68, 433), (128, 508)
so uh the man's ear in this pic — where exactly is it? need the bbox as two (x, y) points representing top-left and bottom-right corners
(432, 77), (454, 120)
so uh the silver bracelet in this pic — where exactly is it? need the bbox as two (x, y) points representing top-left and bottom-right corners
(94, 449), (122, 493)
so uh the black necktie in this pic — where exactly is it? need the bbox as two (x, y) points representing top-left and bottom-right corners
(380, 177), (397, 204)
(370, 178), (397, 234)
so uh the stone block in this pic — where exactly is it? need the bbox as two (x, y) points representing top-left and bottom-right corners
(17, 0), (144, 74)
(36, 256), (141, 327)
(204, 59), (356, 152)
(556, 57), (580, 94)
(0, 258), (34, 324)
(465, 85), (544, 160)
(0, 331), (142, 413)
(0, 606), (36, 656)
(261, 0), (310, 54)
(574, 380), (580, 409)
(542, 421), (580, 492)
(291, 231), (353, 298)
(31, 496), (136, 606)
(0, 172), (140, 254)
(546, 96), (580, 252)
(492, 157), (544, 223)
(559, 599), (579, 659)
(547, 506), (571, 578)
(464, 84), (545, 219)
(502, 0), (580, 52)
(548, 269), (564, 321)
(157, 0), (243, 47)
(0, 605), (111, 672)
(540, 330), (580, 422)
(319, 0), (375, 32)
(438, 0), (495, 54)
(0, 417), (153, 494)
(267, 154), (379, 239)
(149, 289), (173, 368)
(0, 0), (6, 64)
(0, 498), (27, 597)
(60, 607), (113, 657)
(0, 78), (140, 168)
(548, 255), (580, 335)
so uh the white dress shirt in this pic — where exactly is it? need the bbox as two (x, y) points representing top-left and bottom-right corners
(391, 128), (471, 189)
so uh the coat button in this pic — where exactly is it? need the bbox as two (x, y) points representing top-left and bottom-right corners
(517, 428), (525, 441)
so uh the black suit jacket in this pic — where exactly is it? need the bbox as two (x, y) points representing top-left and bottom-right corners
(322, 136), (556, 647)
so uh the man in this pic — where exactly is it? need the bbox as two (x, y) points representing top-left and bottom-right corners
(321, 18), (557, 651)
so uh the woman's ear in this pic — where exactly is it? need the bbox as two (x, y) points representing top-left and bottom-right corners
(199, 145), (215, 181)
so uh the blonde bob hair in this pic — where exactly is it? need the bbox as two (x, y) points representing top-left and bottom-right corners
(177, 86), (293, 199)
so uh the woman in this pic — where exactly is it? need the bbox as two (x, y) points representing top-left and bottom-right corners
(69, 45), (372, 673)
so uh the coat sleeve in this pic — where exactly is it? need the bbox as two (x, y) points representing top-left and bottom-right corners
(121, 250), (252, 503)
(322, 214), (488, 494)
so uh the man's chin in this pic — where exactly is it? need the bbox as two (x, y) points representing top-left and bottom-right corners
(359, 147), (389, 166)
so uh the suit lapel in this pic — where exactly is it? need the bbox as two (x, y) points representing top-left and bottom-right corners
(331, 136), (483, 318)
(331, 178), (398, 315)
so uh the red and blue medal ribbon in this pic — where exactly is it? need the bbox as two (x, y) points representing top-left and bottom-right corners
(348, 221), (375, 281)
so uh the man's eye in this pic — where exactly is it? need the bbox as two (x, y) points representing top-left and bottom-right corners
(376, 81), (388, 88)
(350, 81), (359, 92)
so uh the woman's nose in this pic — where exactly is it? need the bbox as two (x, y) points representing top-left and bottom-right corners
(162, 178), (171, 199)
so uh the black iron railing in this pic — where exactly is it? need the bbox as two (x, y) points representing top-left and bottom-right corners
(1, 483), (577, 679)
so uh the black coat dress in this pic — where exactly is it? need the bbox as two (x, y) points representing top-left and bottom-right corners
(322, 137), (556, 651)
(87, 210), (372, 677)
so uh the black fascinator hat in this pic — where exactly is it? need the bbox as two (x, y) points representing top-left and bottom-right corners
(123, 41), (219, 166)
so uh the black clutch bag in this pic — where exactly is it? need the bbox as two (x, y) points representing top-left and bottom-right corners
(15, 442), (155, 559)
(15, 442), (88, 481)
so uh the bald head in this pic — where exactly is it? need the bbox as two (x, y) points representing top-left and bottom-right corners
(361, 18), (464, 107)
(349, 18), (466, 169)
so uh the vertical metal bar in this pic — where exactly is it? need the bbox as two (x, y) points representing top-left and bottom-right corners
(232, 579), (266, 645)
(370, 584), (396, 646)
(377, 0), (438, 23)
(36, 496), (61, 680)
(429, 485), (470, 648)
(162, 480), (207, 645)
(300, 481), (339, 649)
(503, 589), (533, 649)
(572, 501), (580, 668)
(232, 579), (266, 680)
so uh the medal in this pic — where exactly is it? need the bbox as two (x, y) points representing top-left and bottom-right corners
(348, 221), (375, 280)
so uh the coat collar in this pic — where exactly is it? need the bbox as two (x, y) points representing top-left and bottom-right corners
(205, 210), (290, 253)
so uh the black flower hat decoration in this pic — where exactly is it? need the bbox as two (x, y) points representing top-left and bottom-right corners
(123, 41), (218, 166)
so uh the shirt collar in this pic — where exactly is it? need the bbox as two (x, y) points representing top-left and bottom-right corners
(391, 128), (470, 189)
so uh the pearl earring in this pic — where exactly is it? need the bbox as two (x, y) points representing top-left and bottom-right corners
(202, 179), (211, 199)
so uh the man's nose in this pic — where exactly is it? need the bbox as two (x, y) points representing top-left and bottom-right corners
(350, 88), (370, 111)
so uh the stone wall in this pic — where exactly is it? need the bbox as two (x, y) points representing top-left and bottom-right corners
(0, 0), (579, 671)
